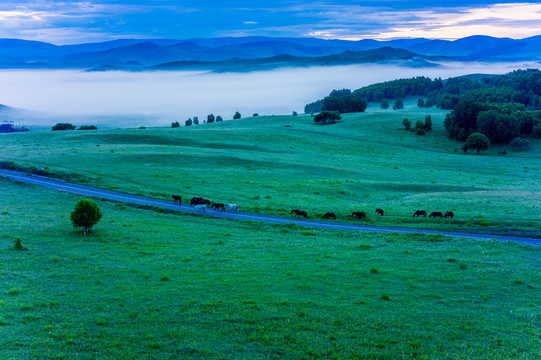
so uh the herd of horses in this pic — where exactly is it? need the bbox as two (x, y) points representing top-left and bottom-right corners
(171, 194), (239, 213)
(173, 194), (454, 221)
(292, 208), (454, 220)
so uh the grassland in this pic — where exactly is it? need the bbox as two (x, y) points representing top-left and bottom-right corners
(1, 104), (539, 236)
(1, 177), (540, 359)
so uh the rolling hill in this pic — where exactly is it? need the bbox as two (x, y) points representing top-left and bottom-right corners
(0, 35), (540, 71)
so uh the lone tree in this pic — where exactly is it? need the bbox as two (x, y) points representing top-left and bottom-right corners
(393, 98), (404, 110)
(233, 111), (241, 119)
(70, 199), (102, 235)
(424, 115), (432, 131)
(314, 110), (341, 125)
(462, 132), (490, 154)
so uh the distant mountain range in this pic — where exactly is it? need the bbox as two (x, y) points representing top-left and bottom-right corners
(0, 35), (540, 71)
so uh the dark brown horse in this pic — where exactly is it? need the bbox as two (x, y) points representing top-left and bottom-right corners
(322, 212), (336, 220)
(172, 194), (181, 205)
(429, 211), (443, 218)
(376, 208), (384, 216)
(352, 211), (366, 219)
(291, 209), (308, 218)
(413, 210), (427, 217)
(211, 203), (226, 212)
(191, 197), (211, 206)
(444, 211), (454, 219)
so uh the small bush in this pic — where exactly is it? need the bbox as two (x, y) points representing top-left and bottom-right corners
(52, 123), (75, 131)
(510, 137), (531, 151)
(380, 293), (390, 301)
(13, 238), (28, 251)
(8, 287), (22, 295)
(416, 128), (426, 135)
(369, 267), (378, 274)
(77, 125), (97, 130)
(292, 111), (298, 116)
(253, 113), (259, 117)
(171, 121), (180, 128)
(459, 263), (468, 270)
(403, 118), (411, 130)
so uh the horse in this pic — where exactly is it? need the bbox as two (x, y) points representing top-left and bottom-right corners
(291, 209), (308, 218)
(413, 210), (427, 217)
(376, 208), (384, 216)
(211, 203), (226, 212)
(351, 211), (366, 219)
(171, 194), (182, 205)
(429, 211), (443, 218)
(322, 212), (336, 220)
(226, 204), (239, 211)
(444, 211), (454, 219)
(191, 197), (211, 206)
(194, 204), (206, 213)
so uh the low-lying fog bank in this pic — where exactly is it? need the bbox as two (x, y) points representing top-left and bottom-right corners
(0, 62), (536, 128)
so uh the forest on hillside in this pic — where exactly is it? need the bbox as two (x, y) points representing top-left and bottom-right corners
(305, 69), (541, 144)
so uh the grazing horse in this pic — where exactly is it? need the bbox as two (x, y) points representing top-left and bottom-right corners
(211, 203), (226, 212)
(322, 212), (336, 220)
(171, 194), (182, 205)
(291, 209), (308, 218)
(194, 204), (206, 213)
(429, 211), (443, 218)
(413, 210), (427, 217)
(191, 197), (211, 206)
(226, 204), (239, 211)
(351, 211), (366, 219)
(376, 208), (384, 216)
(444, 211), (454, 219)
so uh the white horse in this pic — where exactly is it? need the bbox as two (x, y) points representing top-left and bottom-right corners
(226, 204), (239, 211)
(194, 204), (207, 213)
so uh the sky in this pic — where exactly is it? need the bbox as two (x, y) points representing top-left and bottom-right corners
(0, 1), (540, 45)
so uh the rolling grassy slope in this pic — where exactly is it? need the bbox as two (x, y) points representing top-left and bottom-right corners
(1, 105), (539, 235)
(0, 177), (539, 359)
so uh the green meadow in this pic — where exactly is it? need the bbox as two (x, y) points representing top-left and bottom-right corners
(1, 104), (539, 235)
(1, 177), (540, 359)
(0, 105), (540, 359)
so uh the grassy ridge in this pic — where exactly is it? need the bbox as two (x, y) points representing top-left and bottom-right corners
(1, 178), (540, 359)
(1, 105), (539, 235)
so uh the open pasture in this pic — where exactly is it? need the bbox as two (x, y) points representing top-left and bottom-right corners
(1, 105), (539, 235)
(0, 178), (540, 359)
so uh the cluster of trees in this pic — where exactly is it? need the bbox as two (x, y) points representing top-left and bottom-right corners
(52, 123), (97, 131)
(177, 112), (242, 127)
(444, 98), (541, 144)
(305, 89), (367, 114)
(403, 115), (432, 135)
(305, 69), (541, 145)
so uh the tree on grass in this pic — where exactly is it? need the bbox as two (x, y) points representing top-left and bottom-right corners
(393, 98), (404, 110)
(424, 115), (432, 131)
(462, 132), (490, 154)
(193, 116), (199, 125)
(403, 118), (411, 130)
(70, 199), (102, 235)
(185, 118), (192, 126)
(314, 110), (341, 125)
(171, 121), (180, 128)
(381, 99), (389, 109)
(233, 111), (241, 119)
(216, 115), (223, 122)
(207, 114), (215, 123)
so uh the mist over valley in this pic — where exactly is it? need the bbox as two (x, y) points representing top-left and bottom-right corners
(0, 61), (534, 128)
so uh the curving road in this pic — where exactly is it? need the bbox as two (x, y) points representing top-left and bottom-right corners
(1, 169), (539, 246)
